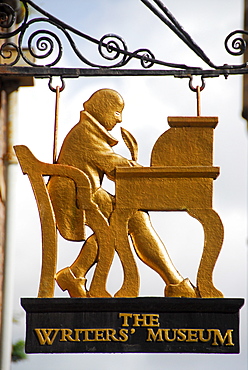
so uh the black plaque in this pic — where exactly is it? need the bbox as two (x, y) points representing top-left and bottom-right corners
(21, 297), (244, 354)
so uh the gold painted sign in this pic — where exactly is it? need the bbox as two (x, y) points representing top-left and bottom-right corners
(34, 313), (234, 347)
(17, 89), (244, 355)
(14, 89), (224, 299)
(34, 327), (234, 347)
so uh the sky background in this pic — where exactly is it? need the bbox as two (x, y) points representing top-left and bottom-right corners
(6, 0), (247, 369)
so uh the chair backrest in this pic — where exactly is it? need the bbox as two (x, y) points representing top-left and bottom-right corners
(14, 145), (93, 297)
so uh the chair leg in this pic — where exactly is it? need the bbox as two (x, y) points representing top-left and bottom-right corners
(111, 209), (140, 298)
(37, 194), (57, 298)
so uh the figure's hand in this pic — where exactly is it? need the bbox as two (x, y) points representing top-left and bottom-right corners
(129, 160), (142, 167)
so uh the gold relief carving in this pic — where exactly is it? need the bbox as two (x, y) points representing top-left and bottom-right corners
(34, 327), (133, 344)
(34, 329), (60, 346)
(34, 326), (234, 347)
(146, 328), (234, 346)
(119, 313), (160, 327)
(14, 88), (224, 299)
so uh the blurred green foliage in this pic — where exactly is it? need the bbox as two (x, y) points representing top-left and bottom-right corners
(11, 340), (27, 362)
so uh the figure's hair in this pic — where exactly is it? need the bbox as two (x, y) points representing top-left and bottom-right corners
(83, 88), (124, 116)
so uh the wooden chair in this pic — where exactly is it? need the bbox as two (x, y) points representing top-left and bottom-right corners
(14, 145), (111, 298)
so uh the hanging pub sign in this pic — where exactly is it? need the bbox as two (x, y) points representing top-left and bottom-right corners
(1, 0), (245, 357)
(17, 88), (244, 354)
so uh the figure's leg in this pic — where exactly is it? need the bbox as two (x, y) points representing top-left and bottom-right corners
(128, 211), (198, 298)
(55, 234), (98, 297)
(56, 189), (115, 298)
(56, 210), (114, 298)
(70, 234), (98, 277)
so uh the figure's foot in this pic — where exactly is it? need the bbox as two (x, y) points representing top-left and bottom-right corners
(165, 278), (199, 298)
(55, 267), (88, 298)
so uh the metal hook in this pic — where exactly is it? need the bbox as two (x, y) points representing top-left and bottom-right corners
(48, 76), (65, 93)
(188, 76), (205, 92)
(188, 76), (205, 116)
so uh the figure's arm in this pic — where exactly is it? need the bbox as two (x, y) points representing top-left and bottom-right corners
(100, 152), (133, 181)
(93, 144), (141, 180)
(106, 158), (142, 181)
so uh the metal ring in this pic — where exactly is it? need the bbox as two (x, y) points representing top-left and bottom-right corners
(48, 76), (65, 92)
(189, 76), (205, 92)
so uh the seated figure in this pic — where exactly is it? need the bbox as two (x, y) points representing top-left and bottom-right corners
(48, 88), (197, 298)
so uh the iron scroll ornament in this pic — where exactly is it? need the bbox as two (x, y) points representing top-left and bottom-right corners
(0, 0), (247, 75)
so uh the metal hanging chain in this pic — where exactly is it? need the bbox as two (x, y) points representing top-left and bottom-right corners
(189, 77), (205, 116)
(48, 77), (65, 163)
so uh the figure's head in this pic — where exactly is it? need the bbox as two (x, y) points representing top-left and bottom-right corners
(83, 88), (124, 130)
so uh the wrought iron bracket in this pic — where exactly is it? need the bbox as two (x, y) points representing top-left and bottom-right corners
(0, 0), (247, 80)
(0, 66), (247, 79)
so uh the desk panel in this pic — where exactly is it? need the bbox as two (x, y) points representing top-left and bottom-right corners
(116, 177), (213, 210)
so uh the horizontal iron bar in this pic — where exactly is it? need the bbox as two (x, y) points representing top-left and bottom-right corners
(0, 66), (247, 78)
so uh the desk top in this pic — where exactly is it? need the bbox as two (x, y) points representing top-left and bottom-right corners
(116, 166), (220, 180)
